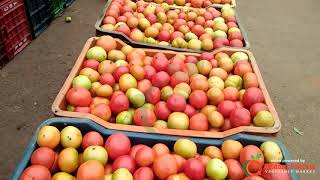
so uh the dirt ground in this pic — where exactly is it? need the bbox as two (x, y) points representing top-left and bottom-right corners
(0, 0), (319, 179)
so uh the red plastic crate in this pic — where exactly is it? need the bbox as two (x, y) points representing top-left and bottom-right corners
(0, 0), (32, 66)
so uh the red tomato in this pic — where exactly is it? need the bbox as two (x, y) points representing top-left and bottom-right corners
(224, 159), (245, 180)
(66, 87), (92, 107)
(105, 133), (131, 160)
(135, 147), (156, 167)
(77, 160), (104, 180)
(31, 147), (55, 169)
(129, 144), (148, 159)
(189, 113), (209, 131)
(153, 154), (178, 179)
(183, 158), (205, 180)
(133, 167), (154, 180)
(173, 154), (187, 172)
(75, 107), (91, 113)
(19, 165), (51, 180)
(112, 155), (136, 174)
(81, 131), (104, 150)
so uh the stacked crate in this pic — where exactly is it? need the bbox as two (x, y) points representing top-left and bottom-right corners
(0, 0), (32, 68)
(24, 0), (53, 38)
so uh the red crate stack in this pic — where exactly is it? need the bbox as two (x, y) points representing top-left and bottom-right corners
(0, 0), (32, 68)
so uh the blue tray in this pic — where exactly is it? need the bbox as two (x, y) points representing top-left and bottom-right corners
(11, 118), (297, 180)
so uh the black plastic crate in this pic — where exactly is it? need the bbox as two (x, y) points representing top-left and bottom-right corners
(64, 0), (75, 8)
(24, 0), (53, 38)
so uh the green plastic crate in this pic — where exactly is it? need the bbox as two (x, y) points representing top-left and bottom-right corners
(51, 0), (64, 18)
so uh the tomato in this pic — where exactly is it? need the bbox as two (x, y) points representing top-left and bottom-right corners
(173, 154), (186, 172)
(152, 143), (170, 157)
(81, 131), (104, 150)
(224, 159), (245, 180)
(112, 155), (136, 174)
(74, 107), (90, 113)
(129, 144), (148, 159)
(189, 113), (209, 131)
(153, 154), (178, 179)
(31, 147), (55, 169)
(133, 107), (156, 127)
(105, 133), (131, 160)
(196, 155), (210, 166)
(183, 158), (205, 180)
(37, 126), (60, 149)
(66, 87), (92, 107)
(77, 160), (104, 180)
(19, 165), (51, 180)
(135, 146), (156, 167)
(133, 167), (154, 180)
(203, 146), (223, 160)
(90, 104), (111, 121)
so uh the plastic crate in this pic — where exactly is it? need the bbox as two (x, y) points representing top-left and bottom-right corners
(95, 1), (249, 53)
(52, 37), (281, 138)
(11, 118), (297, 180)
(24, 0), (53, 38)
(0, 0), (32, 67)
(64, 0), (75, 8)
(51, 0), (64, 18)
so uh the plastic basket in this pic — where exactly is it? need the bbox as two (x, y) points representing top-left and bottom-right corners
(52, 37), (280, 138)
(51, 0), (64, 18)
(95, 1), (249, 53)
(24, 0), (53, 38)
(64, 0), (75, 8)
(11, 117), (297, 180)
(0, 0), (32, 67)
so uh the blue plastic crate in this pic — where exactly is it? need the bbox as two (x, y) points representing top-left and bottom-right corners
(64, 0), (75, 8)
(11, 118), (298, 180)
(24, 0), (53, 38)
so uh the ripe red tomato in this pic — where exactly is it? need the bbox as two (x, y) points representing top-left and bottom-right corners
(189, 90), (208, 109)
(81, 131), (104, 150)
(77, 160), (104, 180)
(183, 158), (205, 180)
(129, 144), (148, 159)
(133, 107), (156, 127)
(189, 113), (209, 131)
(31, 147), (55, 170)
(19, 165), (51, 180)
(153, 154), (178, 179)
(105, 133), (131, 160)
(133, 167), (154, 180)
(135, 147), (156, 167)
(66, 87), (92, 107)
(224, 159), (245, 180)
(112, 155), (136, 174)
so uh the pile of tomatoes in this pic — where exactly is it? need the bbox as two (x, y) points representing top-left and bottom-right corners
(19, 124), (290, 180)
(65, 35), (275, 133)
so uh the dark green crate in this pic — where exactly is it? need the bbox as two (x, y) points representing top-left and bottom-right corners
(51, 0), (64, 18)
